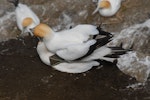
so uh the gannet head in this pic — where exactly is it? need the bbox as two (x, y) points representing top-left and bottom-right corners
(92, 0), (111, 15)
(99, 0), (111, 9)
(21, 17), (33, 35)
(33, 23), (53, 38)
(22, 17), (33, 28)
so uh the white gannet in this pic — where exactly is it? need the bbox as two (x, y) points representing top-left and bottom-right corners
(37, 41), (100, 73)
(36, 37), (129, 73)
(37, 41), (54, 66)
(33, 23), (112, 61)
(93, 0), (123, 17)
(8, 0), (40, 36)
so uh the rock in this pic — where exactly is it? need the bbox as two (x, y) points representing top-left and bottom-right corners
(0, 9), (5, 17)
(0, 11), (18, 41)
(117, 52), (150, 82)
(109, 19), (150, 82)
(0, 0), (150, 42)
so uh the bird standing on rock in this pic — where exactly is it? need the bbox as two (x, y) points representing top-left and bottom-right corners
(8, 0), (40, 36)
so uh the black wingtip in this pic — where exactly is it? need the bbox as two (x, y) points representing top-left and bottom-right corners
(104, 53), (125, 58)
(96, 25), (113, 38)
(113, 59), (118, 64)
(76, 36), (112, 60)
(94, 59), (115, 66)
(105, 45), (132, 58)
(69, 26), (73, 29)
(108, 46), (132, 52)
(8, 0), (19, 7)
(95, 36), (112, 48)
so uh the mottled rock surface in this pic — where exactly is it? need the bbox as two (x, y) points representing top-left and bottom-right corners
(0, 0), (150, 41)
(109, 19), (150, 82)
(0, 0), (150, 99)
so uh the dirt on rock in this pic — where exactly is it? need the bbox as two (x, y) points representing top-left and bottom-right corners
(0, 36), (149, 100)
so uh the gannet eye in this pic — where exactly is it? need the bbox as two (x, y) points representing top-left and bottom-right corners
(29, 28), (34, 32)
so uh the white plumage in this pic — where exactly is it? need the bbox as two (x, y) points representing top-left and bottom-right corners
(55, 40), (96, 60)
(34, 24), (100, 61)
(36, 40), (127, 73)
(15, 3), (40, 35)
(93, 0), (123, 17)
(35, 24), (128, 73)
(82, 46), (116, 63)
(36, 41), (99, 73)
(9, 0), (40, 35)
(52, 61), (99, 73)
(37, 41), (54, 65)
(45, 25), (99, 52)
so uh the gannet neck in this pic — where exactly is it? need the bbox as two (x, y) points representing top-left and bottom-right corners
(37, 41), (52, 65)
(33, 23), (54, 38)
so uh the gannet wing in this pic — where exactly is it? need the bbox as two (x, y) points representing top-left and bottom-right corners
(56, 40), (96, 61)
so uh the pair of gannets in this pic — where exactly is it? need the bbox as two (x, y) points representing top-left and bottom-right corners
(93, 0), (123, 17)
(9, 0), (123, 36)
(37, 41), (100, 73)
(35, 23), (128, 73)
(8, 0), (40, 35)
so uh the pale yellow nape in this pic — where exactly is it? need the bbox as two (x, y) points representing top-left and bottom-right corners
(22, 17), (33, 27)
(33, 23), (52, 38)
(99, 0), (111, 9)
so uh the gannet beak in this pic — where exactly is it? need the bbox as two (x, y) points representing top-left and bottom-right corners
(29, 28), (43, 41)
(28, 28), (34, 36)
(20, 27), (33, 37)
(20, 27), (27, 36)
(92, 7), (99, 15)
(37, 37), (43, 41)
(29, 28), (34, 33)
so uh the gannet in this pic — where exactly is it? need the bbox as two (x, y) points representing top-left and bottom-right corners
(93, 0), (123, 17)
(8, 0), (40, 36)
(36, 39), (129, 73)
(37, 41), (54, 65)
(37, 41), (100, 73)
(33, 23), (112, 61)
